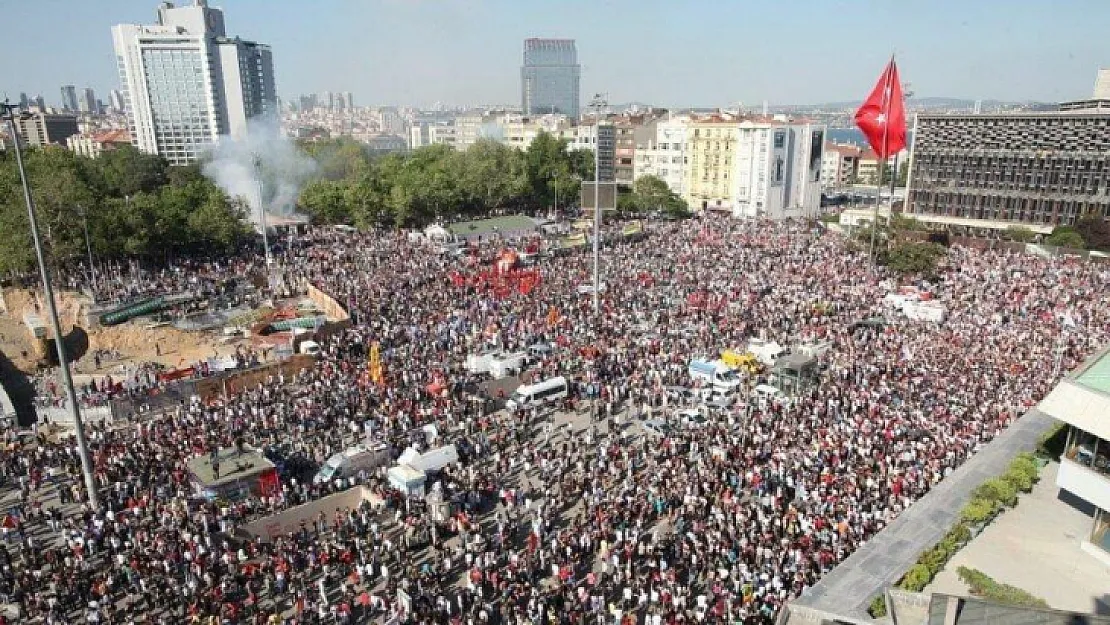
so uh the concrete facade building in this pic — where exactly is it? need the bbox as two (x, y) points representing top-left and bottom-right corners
(109, 89), (125, 113)
(821, 142), (862, 188)
(907, 70), (1110, 226)
(80, 87), (97, 114)
(906, 112), (1110, 225)
(683, 115), (824, 219)
(112, 0), (277, 165)
(60, 85), (78, 112)
(521, 39), (580, 119)
(67, 129), (133, 159)
(634, 115), (690, 196)
(613, 121), (637, 186)
(14, 111), (79, 147)
(1038, 346), (1110, 564)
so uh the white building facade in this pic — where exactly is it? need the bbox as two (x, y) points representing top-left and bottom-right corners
(1038, 346), (1110, 565)
(727, 120), (824, 219)
(634, 116), (689, 196)
(112, 0), (276, 165)
(684, 116), (825, 219)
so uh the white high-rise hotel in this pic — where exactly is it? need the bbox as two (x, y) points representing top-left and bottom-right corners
(112, 1), (276, 165)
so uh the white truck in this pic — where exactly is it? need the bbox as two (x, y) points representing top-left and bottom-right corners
(488, 351), (528, 379)
(688, 359), (741, 391)
(747, 339), (784, 366)
(314, 442), (391, 484)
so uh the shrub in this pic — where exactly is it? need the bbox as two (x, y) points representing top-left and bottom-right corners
(899, 563), (934, 592)
(961, 498), (997, 525)
(1002, 465), (1034, 494)
(956, 566), (1049, 608)
(919, 545), (950, 574)
(973, 478), (1018, 508)
(868, 594), (888, 618)
(946, 522), (972, 545)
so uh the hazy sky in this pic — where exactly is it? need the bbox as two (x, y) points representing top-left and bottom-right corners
(4, 0), (1108, 108)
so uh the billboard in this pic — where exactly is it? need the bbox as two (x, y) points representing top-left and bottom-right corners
(580, 182), (619, 211)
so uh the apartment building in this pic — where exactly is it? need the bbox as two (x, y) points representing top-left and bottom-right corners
(684, 115), (824, 219)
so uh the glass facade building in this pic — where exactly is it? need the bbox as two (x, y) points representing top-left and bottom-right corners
(112, 1), (275, 166)
(521, 39), (580, 120)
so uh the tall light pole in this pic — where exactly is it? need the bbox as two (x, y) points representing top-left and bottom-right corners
(551, 170), (558, 223)
(253, 157), (272, 269)
(2, 103), (99, 509)
(589, 94), (607, 316)
(78, 205), (97, 301)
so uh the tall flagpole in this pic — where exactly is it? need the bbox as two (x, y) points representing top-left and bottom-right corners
(868, 55), (895, 265)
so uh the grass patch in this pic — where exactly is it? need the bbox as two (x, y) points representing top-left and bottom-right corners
(956, 567), (1049, 608)
(868, 594), (888, 618)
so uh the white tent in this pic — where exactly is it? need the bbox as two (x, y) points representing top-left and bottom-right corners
(387, 464), (426, 497)
(424, 224), (452, 243)
(397, 447), (421, 466)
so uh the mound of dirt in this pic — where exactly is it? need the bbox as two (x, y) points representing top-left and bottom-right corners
(2, 287), (242, 373)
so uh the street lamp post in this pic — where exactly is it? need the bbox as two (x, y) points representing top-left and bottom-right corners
(552, 171), (558, 223)
(589, 94), (607, 316)
(79, 205), (97, 301)
(2, 102), (99, 509)
(253, 157), (272, 269)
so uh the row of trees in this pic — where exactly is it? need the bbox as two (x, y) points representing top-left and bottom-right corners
(297, 134), (596, 228)
(0, 146), (249, 274)
(1006, 215), (1110, 250)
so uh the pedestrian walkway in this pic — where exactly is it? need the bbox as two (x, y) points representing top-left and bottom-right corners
(926, 462), (1110, 615)
(789, 407), (1057, 621)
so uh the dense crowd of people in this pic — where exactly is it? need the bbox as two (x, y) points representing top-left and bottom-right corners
(1, 218), (1108, 624)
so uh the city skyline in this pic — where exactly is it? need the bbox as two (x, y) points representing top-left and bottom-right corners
(3, 0), (1109, 109)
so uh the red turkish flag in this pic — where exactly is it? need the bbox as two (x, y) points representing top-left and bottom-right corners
(854, 58), (906, 159)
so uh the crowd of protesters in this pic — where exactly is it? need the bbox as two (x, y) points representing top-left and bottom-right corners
(1, 217), (1108, 624)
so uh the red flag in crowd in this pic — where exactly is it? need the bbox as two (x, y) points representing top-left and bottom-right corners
(854, 57), (906, 159)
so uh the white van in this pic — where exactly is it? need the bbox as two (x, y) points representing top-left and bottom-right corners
(506, 376), (568, 412)
(409, 444), (459, 474)
(688, 359), (741, 391)
(298, 340), (322, 357)
(464, 349), (500, 374)
(314, 443), (390, 484)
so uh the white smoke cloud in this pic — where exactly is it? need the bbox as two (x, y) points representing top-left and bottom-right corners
(202, 117), (316, 229)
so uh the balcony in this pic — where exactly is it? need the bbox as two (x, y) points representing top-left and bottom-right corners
(1058, 426), (1110, 512)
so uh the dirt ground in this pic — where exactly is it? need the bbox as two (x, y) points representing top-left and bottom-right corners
(0, 288), (245, 374)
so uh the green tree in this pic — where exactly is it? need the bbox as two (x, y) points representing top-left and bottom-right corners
(1045, 227), (1086, 250)
(299, 180), (352, 224)
(0, 147), (98, 265)
(1073, 214), (1110, 250)
(882, 241), (947, 276)
(299, 138), (371, 181)
(1005, 225), (1037, 243)
(187, 190), (248, 252)
(98, 146), (168, 196)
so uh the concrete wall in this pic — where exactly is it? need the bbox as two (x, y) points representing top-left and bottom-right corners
(242, 486), (382, 541)
(1057, 458), (1110, 513)
(195, 355), (316, 401)
(305, 283), (350, 322)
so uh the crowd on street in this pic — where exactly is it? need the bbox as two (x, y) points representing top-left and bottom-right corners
(1, 218), (1108, 624)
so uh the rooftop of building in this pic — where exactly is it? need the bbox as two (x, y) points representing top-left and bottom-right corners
(917, 109), (1110, 120)
(1037, 343), (1110, 438)
(91, 129), (130, 144)
(825, 142), (863, 156)
(186, 447), (274, 488)
(1074, 346), (1110, 396)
